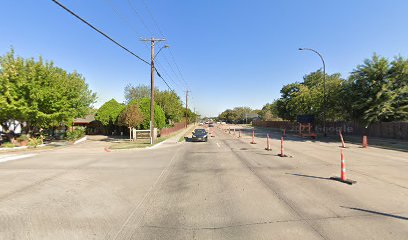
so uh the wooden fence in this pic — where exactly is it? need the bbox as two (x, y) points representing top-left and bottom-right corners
(160, 122), (186, 137)
(253, 120), (408, 140)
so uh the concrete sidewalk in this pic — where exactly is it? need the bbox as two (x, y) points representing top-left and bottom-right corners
(153, 124), (196, 148)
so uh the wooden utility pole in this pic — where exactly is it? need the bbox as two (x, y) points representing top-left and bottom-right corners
(141, 38), (166, 144)
(185, 90), (189, 128)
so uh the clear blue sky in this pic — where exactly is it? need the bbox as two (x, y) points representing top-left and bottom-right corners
(2, 0), (408, 117)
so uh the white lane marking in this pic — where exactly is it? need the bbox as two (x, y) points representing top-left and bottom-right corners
(0, 154), (37, 163)
(216, 142), (220, 148)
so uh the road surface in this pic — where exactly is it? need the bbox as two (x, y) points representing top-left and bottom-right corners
(0, 127), (407, 239)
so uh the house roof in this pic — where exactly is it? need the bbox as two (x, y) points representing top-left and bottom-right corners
(73, 114), (95, 124)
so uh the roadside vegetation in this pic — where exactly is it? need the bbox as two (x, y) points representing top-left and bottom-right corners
(0, 49), (96, 147)
(96, 84), (198, 137)
(218, 54), (408, 127)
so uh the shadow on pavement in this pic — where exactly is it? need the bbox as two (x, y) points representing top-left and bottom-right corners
(340, 206), (408, 221)
(286, 173), (332, 181)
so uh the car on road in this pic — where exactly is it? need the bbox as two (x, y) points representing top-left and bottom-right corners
(192, 129), (208, 142)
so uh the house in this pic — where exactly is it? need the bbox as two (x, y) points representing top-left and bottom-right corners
(73, 114), (104, 135)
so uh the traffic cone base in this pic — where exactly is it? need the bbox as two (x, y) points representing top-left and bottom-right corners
(330, 177), (357, 185)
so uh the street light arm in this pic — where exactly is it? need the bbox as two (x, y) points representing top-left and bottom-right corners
(299, 48), (325, 71)
(154, 45), (169, 60)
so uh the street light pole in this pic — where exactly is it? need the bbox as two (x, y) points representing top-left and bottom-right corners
(299, 48), (327, 137)
(141, 38), (166, 144)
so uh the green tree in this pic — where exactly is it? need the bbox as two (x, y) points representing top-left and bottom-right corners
(0, 49), (96, 135)
(137, 98), (166, 129)
(346, 54), (408, 124)
(118, 102), (144, 129)
(124, 84), (185, 125)
(275, 71), (346, 122)
(155, 90), (184, 123)
(259, 101), (280, 120)
(389, 57), (408, 120)
(95, 99), (125, 126)
(124, 84), (152, 102)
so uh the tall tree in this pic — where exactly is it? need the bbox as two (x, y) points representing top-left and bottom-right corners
(276, 71), (346, 122)
(0, 49), (96, 134)
(118, 102), (144, 129)
(95, 99), (125, 126)
(155, 90), (184, 123)
(346, 54), (408, 124)
(137, 98), (166, 130)
(124, 84), (154, 103)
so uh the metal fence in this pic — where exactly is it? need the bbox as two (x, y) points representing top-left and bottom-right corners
(253, 120), (408, 140)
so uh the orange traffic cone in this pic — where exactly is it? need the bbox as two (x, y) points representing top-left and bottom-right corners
(340, 150), (346, 181)
(330, 149), (356, 185)
(265, 134), (272, 151)
(251, 129), (256, 144)
(362, 135), (368, 148)
(278, 137), (287, 157)
(339, 130), (346, 148)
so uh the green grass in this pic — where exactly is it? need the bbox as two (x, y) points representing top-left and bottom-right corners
(178, 135), (186, 142)
(109, 140), (152, 150)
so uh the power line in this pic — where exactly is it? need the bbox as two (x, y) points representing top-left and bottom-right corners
(103, 0), (175, 92)
(155, 68), (173, 90)
(127, 0), (155, 36)
(50, 0), (150, 65)
(139, 0), (189, 88)
(124, 0), (187, 92)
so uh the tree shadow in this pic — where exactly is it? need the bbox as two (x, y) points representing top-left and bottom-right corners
(340, 206), (408, 221)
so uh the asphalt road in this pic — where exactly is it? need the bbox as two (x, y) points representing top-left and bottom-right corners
(0, 127), (407, 239)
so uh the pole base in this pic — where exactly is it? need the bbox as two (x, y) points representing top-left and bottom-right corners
(250, 142), (257, 144)
(277, 153), (287, 157)
(330, 176), (357, 185)
(265, 148), (272, 151)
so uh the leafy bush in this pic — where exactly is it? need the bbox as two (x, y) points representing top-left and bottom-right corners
(17, 134), (29, 142)
(28, 137), (43, 148)
(1, 142), (16, 148)
(66, 127), (85, 141)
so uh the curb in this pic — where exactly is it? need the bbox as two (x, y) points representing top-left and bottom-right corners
(74, 136), (87, 145)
